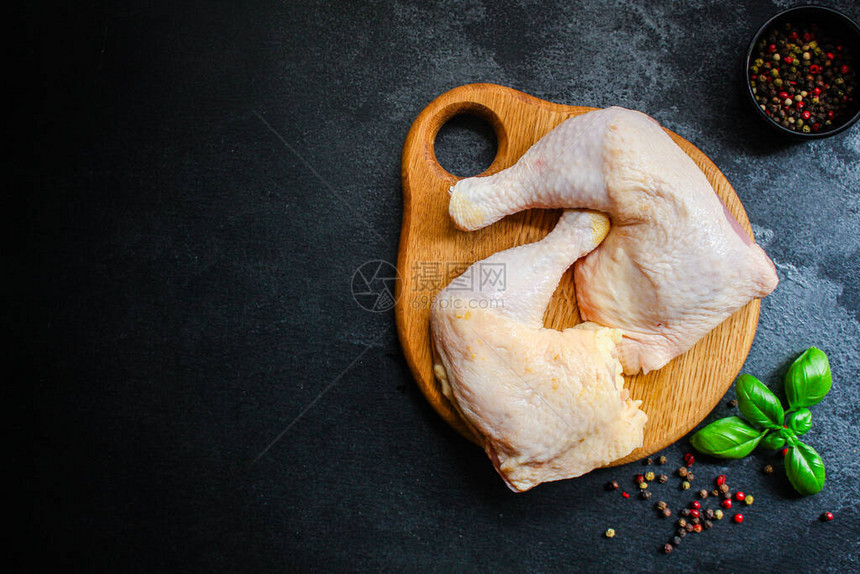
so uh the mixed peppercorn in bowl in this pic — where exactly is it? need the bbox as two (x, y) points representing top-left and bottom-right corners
(746, 6), (860, 138)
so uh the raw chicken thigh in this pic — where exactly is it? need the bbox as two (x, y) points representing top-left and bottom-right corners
(449, 107), (778, 374)
(431, 211), (646, 492)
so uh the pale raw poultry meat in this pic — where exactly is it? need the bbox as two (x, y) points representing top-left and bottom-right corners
(431, 211), (647, 492)
(449, 107), (779, 374)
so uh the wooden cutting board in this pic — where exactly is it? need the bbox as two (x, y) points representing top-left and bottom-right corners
(395, 83), (760, 466)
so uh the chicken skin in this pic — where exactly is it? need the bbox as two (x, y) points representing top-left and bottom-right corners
(449, 107), (778, 374)
(431, 211), (646, 492)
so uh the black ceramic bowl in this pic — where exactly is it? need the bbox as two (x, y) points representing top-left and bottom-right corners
(746, 5), (860, 139)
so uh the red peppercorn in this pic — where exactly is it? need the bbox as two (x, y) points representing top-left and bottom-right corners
(721, 499), (732, 509)
(692, 524), (703, 533)
(684, 453), (695, 466)
(809, 64), (821, 74)
(622, 491), (630, 499)
(690, 501), (701, 510)
(767, 44), (777, 54)
(801, 110), (811, 120)
(841, 65), (850, 74)
(735, 491), (746, 502)
(803, 32), (813, 43)
(828, 110), (836, 119)
(827, 52), (835, 60)
(813, 124), (821, 132)
(822, 512), (834, 521)
(796, 101), (806, 111)
(789, 31), (799, 40)
(784, 56), (793, 65)
(779, 91), (789, 100)
(689, 509), (700, 519)
(635, 474), (644, 483)
(813, 87), (822, 95)
(733, 513), (744, 524)
(716, 475), (726, 486)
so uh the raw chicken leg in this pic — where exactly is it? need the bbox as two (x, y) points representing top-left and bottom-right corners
(449, 107), (778, 374)
(431, 211), (647, 492)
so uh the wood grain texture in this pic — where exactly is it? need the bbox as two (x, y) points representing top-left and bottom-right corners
(396, 83), (761, 466)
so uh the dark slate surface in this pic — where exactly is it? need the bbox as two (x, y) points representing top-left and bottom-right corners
(20, 0), (860, 571)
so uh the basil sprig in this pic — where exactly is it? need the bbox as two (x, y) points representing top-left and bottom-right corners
(690, 347), (832, 496)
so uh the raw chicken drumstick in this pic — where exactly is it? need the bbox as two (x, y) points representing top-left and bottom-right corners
(431, 210), (647, 492)
(449, 107), (779, 374)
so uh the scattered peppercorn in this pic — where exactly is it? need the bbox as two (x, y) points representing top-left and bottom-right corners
(733, 513), (744, 524)
(690, 509), (701, 519)
(727, 399), (738, 408)
(676, 528), (687, 538)
(685, 523), (694, 533)
(687, 473), (695, 482)
(711, 489), (720, 497)
(822, 511), (834, 521)
(680, 509), (691, 518)
(639, 482), (649, 490)
(716, 475), (726, 486)
(719, 484), (730, 494)
(735, 491), (746, 502)
(656, 501), (668, 511)
(677, 518), (688, 528)
(684, 453), (695, 466)
(658, 474), (669, 484)
(644, 457), (653, 465)
(745, 495), (754, 506)
(606, 480), (619, 491)
(714, 509), (724, 520)
(690, 501), (701, 510)
(721, 499), (733, 509)
(704, 509), (715, 520)
(645, 471), (656, 482)
(622, 492), (630, 499)
(663, 543), (674, 554)
(763, 465), (774, 474)
(677, 467), (688, 478)
(704, 520), (713, 530)
(605, 528), (616, 538)
(698, 489), (709, 499)
(673, 535), (682, 546)
(662, 508), (672, 518)
(658, 455), (667, 465)
(691, 517), (701, 526)
(749, 20), (857, 133)
(692, 524), (703, 533)
(635, 474), (645, 484)
(640, 490), (652, 500)
(681, 481), (691, 490)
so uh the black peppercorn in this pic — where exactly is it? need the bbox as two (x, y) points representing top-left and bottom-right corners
(680, 509), (691, 518)
(704, 520), (714, 530)
(658, 455), (667, 465)
(662, 508), (672, 518)
(644, 457), (653, 465)
(704, 509), (715, 520)
(606, 480), (619, 491)
(656, 501), (668, 511)
(658, 474), (669, 484)
(640, 490), (652, 500)
(673, 536), (682, 546)
(698, 489), (709, 499)
(728, 399), (738, 408)
(764, 464), (774, 474)
(663, 543), (674, 554)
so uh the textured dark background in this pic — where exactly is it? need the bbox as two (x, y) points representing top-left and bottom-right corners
(18, 0), (860, 571)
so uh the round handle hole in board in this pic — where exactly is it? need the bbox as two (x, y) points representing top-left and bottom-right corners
(433, 112), (498, 179)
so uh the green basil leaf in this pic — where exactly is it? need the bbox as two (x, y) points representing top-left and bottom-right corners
(735, 374), (784, 429)
(691, 416), (765, 459)
(760, 431), (786, 450)
(785, 442), (825, 495)
(785, 347), (832, 409)
(786, 408), (812, 435)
